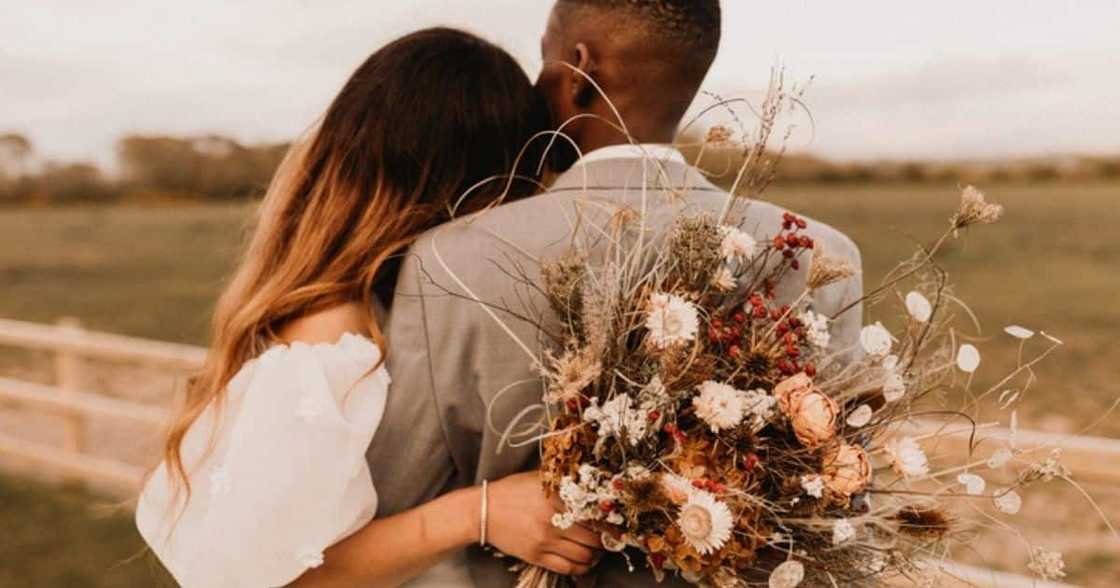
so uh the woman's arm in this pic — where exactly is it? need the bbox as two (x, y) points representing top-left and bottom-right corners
(290, 471), (602, 588)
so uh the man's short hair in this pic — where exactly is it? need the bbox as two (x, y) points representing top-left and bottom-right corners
(557, 0), (721, 62)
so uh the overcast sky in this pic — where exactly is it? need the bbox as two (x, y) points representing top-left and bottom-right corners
(3, 0), (1118, 167)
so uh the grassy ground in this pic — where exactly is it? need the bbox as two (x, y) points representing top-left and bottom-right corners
(0, 203), (247, 344)
(0, 472), (172, 587)
(1, 181), (1117, 585)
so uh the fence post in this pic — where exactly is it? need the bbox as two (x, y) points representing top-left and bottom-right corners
(54, 317), (85, 453)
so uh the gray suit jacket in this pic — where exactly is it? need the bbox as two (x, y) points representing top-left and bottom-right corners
(367, 156), (863, 587)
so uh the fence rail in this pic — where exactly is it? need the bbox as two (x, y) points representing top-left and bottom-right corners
(0, 317), (202, 491)
(0, 317), (206, 371)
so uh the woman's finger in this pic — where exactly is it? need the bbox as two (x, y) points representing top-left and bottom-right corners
(543, 538), (596, 565)
(558, 523), (602, 549)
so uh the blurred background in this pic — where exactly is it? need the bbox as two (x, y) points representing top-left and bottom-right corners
(1, 1), (1117, 585)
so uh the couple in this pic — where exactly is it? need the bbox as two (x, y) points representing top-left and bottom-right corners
(136, 1), (862, 587)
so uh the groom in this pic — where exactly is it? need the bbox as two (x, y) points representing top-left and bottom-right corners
(369, 1), (862, 586)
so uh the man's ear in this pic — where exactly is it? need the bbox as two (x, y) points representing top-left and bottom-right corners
(570, 42), (596, 107)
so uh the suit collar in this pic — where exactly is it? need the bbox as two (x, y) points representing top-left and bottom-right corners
(548, 156), (715, 194)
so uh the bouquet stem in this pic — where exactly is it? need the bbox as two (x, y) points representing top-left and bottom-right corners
(514, 565), (561, 588)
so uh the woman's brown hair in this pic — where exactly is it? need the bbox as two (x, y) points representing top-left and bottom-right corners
(162, 27), (550, 499)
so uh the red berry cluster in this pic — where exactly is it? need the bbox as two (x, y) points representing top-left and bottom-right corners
(708, 315), (743, 347)
(706, 292), (816, 378)
(662, 423), (686, 444)
(691, 478), (727, 493)
(772, 212), (815, 270)
(774, 312), (816, 377)
(565, 396), (590, 413)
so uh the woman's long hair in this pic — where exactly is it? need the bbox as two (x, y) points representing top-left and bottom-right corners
(162, 27), (550, 499)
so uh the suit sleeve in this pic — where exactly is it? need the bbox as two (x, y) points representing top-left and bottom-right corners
(826, 236), (864, 358)
(365, 248), (461, 516)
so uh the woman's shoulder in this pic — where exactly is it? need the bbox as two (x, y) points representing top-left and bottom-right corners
(280, 303), (371, 345)
(229, 303), (387, 396)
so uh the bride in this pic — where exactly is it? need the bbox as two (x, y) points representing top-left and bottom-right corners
(136, 28), (602, 587)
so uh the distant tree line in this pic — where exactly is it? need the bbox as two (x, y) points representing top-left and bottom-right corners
(0, 132), (289, 206)
(680, 143), (1120, 190)
(1, 130), (1118, 207)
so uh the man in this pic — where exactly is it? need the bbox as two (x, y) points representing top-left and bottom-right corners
(368, 1), (863, 586)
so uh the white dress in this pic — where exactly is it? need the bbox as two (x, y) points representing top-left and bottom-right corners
(135, 334), (471, 587)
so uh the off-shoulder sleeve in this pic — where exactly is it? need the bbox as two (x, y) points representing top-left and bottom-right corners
(136, 334), (389, 588)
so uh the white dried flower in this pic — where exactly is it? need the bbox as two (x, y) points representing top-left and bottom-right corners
(953, 185), (1004, 229)
(886, 436), (929, 478)
(956, 344), (981, 373)
(865, 553), (888, 573)
(860, 322), (894, 357)
(551, 512), (576, 529)
(905, 291), (932, 323)
(846, 404), (873, 428)
(544, 347), (601, 403)
(987, 447), (1013, 469)
(1027, 449), (1069, 482)
(693, 381), (746, 432)
(583, 394), (647, 446)
(1004, 325), (1035, 339)
(743, 388), (778, 430)
(712, 266), (737, 292)
(769, 560), (805, 588)
(720, 226), (757, 263)
(800, 475), (824, 499)
(799, 310), (831, 350)
(601, 532), (627, 553)
(677, 490), (734, 555)
(832, 518), (856, 545)
(883, 372), (906, 402)
(1028, 547), (1066, 581)
(645, 292), (700, 349)
(639, 375), (669, 405)
(881, 354), (907, 402)
(993, 488), (1022, 514)
(957, 473), (986, 495)
(553, 466), (624, 529)
(659, 474), (694, 505)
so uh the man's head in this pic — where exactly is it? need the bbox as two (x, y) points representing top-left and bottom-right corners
(538, 0), (721, 160)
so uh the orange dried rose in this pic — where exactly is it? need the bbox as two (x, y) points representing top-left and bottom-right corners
(789, 390), (838, 448)
(775, 373), (838, 448)
(774, 373), (813, 414)
(822, 442), (872, 496)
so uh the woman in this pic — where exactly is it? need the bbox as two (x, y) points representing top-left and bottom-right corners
(136, 28), (601, 587)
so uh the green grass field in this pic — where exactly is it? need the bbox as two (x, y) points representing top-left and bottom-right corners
(1, 180), (1117, 585)
(0, 472), (173, 587)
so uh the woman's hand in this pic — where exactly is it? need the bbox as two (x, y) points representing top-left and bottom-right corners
(486, 471), (603, 576)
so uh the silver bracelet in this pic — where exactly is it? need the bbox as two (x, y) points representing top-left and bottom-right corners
(479, 479), (489, 547)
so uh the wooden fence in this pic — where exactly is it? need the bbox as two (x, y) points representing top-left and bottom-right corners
(0, 317), (204, 491)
